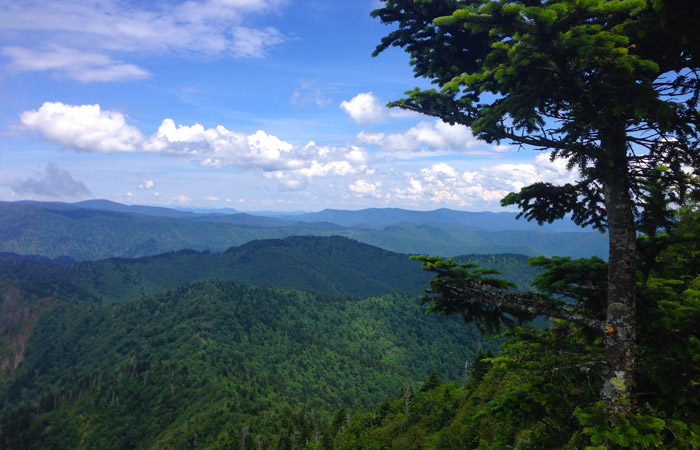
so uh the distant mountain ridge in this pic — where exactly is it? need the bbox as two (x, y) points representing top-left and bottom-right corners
(0, 236), (433, 302)
(12, 200), (586, 231)
(0, 200), (607, 260)
(285, 207), (587, 232)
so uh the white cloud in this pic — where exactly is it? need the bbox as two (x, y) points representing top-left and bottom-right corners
(20, 102), (144, 153)
(2, 46), (150, 82)
(389, 156), (576, 206)
(345, 155), (577, 208)
(340, 92), (387, 125)
(340, 92), (416, 125)
(18, 102), (577, 202)
(349, 179), (381, 196)
(0, 0), (287, 82)
(357, 119), (487, 154)
(10, 163), (91, 199)
(232, 26), (285, 58)
(20, 102), (371, 191)
(142, 119), (371, 189)
(260, 143), (369, 190)
(172, 195), (192, 203)
(139, 179), (155, 189)
(143, 120), (296, 171)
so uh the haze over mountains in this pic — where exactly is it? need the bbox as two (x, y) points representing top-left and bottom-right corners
(0, 200), (607, 261)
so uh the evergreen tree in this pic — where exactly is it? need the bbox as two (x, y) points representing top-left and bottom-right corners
(373, 0), (700, 410)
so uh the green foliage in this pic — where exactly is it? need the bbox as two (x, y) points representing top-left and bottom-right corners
(468, 348), (493, 386)
(0, 280), (484, 448)
(372, 0), (700, 410)
(0, 238), (547, 448)
(420, 371), (441, 393)
(334, 322), (602, 449)
(529, 256), (608, 319)
(573, 403), (681, 449)
(0, 236), (433, 303)
(453, 253), (543, 292)
(411, 255), (522, 333)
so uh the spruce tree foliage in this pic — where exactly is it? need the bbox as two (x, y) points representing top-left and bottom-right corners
(372, 0), (700, 407)
(468, 348), (493, 386)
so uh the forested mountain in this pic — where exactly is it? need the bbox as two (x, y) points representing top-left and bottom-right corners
(0, 233), (545, 448)
(338, 225), (605, 259)
(0, 201), (607, 260)
(0, 233), (551, 448)
(288, 207), (584, 231)
(0, 237), (541, 304)
(0, 281), (482, 449)
(0, 202), (318, 260)
(0, 236), (431, 302)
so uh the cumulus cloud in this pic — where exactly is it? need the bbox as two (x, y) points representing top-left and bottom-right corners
(20, 102), (371, 191)
(20, 102), (144, 153)
(340, 92), (387, 124)
(0, 0), (287, 82)
(261, 143), (370, 190)
(141, 119), (371, 190)
(10, 163), (91, 198)
(357, 119), (492, 154)
(349, 179), (381, 197)
(340, 92), (415, 125)
(393, 157), (576, 206)
(144, 120), (295, 171)
(139, 179), (155, 189)
(345, 154), (577, 208)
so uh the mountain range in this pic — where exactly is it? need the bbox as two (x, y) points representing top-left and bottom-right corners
(0, 200), (608, 261)
(0, 234), (544, 448)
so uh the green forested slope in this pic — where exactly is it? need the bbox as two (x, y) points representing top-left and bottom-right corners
(0, 236), (432, 302)
(337, 225), (606, 259)
(0, 235), (560, 449)
(0, 281), (481, 449)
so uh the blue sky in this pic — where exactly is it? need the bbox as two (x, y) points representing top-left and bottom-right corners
(0, 0), (577, 212)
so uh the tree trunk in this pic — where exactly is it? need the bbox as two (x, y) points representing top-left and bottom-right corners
(601, 130), (637, 407)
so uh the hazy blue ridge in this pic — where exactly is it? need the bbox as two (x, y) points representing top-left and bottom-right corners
(0, 201), (607, 261)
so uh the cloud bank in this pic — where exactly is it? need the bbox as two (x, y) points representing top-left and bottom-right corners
(19, 102), (577, 206)
(21, 102), (370, 190)
(347, 157), (577, 208)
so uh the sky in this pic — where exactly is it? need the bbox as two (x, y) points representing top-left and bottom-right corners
(0, 0), (578, 212)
